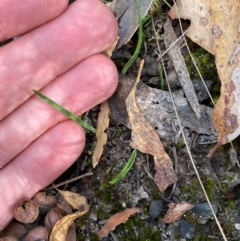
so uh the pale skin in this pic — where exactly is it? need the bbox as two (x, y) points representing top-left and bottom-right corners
(0, 0), (118, 230)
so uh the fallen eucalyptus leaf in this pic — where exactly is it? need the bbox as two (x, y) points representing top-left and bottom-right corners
(49, 207), (89, 241)
(113, 0), (153, 48)
(126, 61), (177, 192)
(169, 0), (240, 154)
(57, 189), (88, 211)
(162, 202), (194, 224)
(98, 208), (140, 238)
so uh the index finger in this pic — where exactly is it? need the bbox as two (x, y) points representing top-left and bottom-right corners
(0, 0), (68, 41)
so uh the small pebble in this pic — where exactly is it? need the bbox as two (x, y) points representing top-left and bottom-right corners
(179, 220), (196, 239)
(149, 200), (163, 219)
(192, 80), (212, 103)
(165, 223), (174, 236)
(235, 223), (240, 230)
(89, 213), (97, 221)
(192, 203), (218, 220)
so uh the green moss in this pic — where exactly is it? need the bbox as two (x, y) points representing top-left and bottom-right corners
(150, 187), (162, 200)
(176, 139), (185, 149)
(117, 216), (161, 240)
(180, 178), (200, 202)
(76, 233), (99, 241)
(227, 200), (236, 209)
(203, 177), (215, 201)
(184, 41), (217, 80)
(94, 208), (109, 220)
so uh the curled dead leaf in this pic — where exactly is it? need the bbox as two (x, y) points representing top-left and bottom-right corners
(49, 207), (89, 241)
(98, 208), (140, 238)
(57, 189), (88, 211)
(162, 202), (194, 224)
(126, 60), (177, 192)
(92, 101), (110, 168)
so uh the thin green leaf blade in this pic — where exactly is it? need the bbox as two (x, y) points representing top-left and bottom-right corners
(33, 89), (96, 133)
(122, 0), (142, 75)
(110, 150), (137, 184)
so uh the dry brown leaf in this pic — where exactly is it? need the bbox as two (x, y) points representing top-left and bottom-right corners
(57, 189), (88, 211)
(92, 101), (110, 167)
(209, 1), (240, 148)
(102, 36), (119, 57)
(113, 0), (153, 48)
(162, 202), (194, 224)
(169, 0), (213, 54)
(49, 207), (89, 241)
(95, 32), (118, 168)
(169, 0), (240, 154)
(126, 60), (177, 192)
(98, 208), (140, 238)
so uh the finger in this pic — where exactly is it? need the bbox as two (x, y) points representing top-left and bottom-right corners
(0, 54), (118, 167)
(0, 0), (68, 41)
(0, 0), (118, 120)
(0, 120), (85, 230)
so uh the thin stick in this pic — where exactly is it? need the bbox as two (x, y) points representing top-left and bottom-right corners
(46, 172), (93, 190)
(151, 12), (227, 241)
(157, 30), (187, 60)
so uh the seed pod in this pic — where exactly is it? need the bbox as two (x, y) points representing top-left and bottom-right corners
(13, 200), (39, 224)
(44, 207), (67, 230)
(0, 237), (20, 241)
(55, 193), (72, 214)
(0, 220), (27, 238)
(24, 226), (49, 241)
(32, 192), (57, 214)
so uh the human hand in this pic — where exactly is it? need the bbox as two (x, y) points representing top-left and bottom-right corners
(0, 0), (118, 230)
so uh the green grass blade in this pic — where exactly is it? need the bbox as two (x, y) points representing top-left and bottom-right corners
(33, 89), (96, 134)
(110, 150), (137, 185)
(122, 0), (142, 74)
(161, 0), (171, 8)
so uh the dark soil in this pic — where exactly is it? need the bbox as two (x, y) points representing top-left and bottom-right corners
(66, 1), (240, 240)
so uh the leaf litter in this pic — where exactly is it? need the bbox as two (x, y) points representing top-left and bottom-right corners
(169, 0), (240, 154)
(162, 202), (194, 224)
(126, 60), (177, 192)
(109, 76), (217, 147)
(50, 189), (90, 241)
(112, 0), (153, 48)
(98, 208), (140, 238)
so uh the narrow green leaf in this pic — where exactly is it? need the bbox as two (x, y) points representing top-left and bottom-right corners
(122, 0), (142, 74)
(110, 150), (137, 185)
(162, 0), (172, 8)
(158, 63), (164, 89)
(33, 89), (96, 133)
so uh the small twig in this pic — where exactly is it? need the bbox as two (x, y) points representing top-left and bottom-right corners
(46, 172), (93, 190)
(157, 30), (187, 60)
